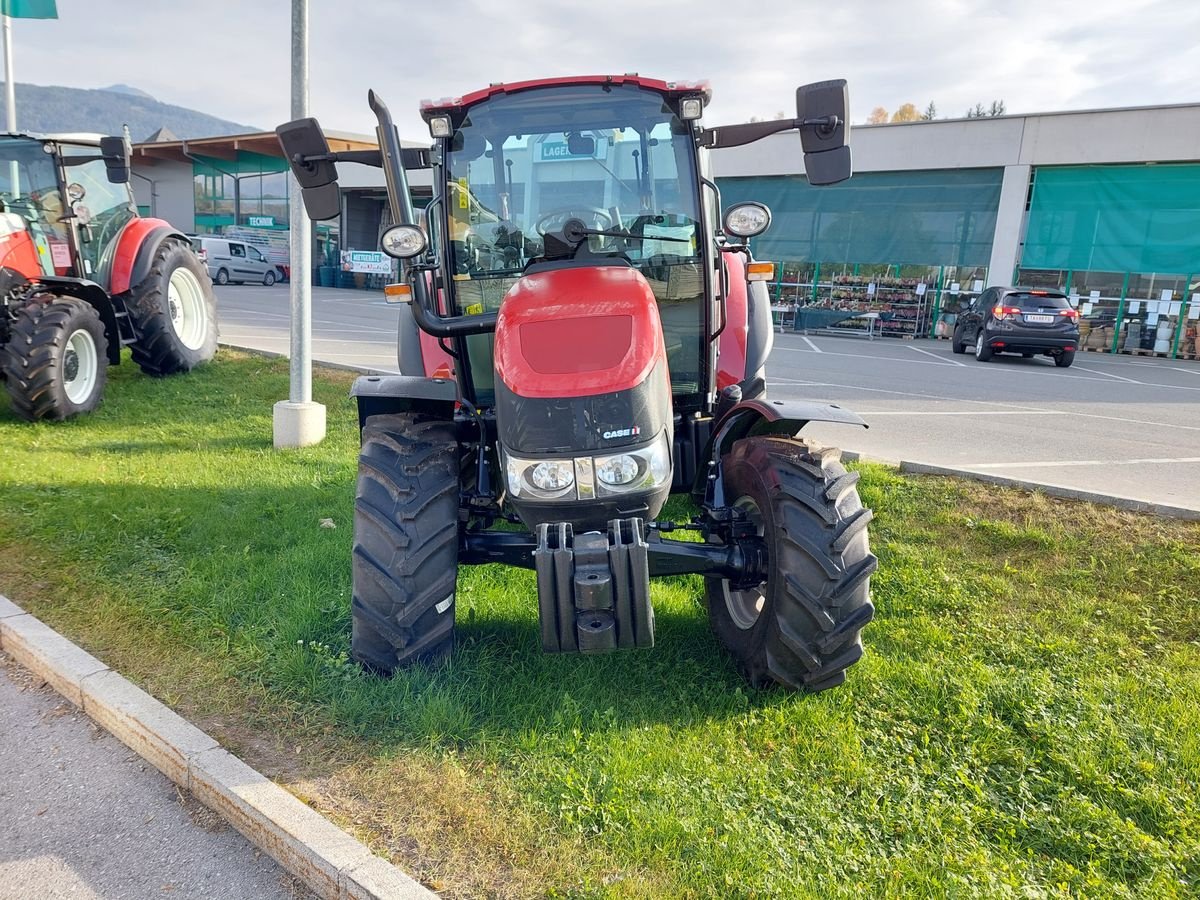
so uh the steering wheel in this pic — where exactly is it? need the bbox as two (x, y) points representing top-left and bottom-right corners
(534, 207), (613, 236)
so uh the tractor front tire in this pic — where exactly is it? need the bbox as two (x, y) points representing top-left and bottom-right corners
(705, 437), (876, 692)
(128, 238), (218, 376)
(1, 297), (108, 421)
(351, 413), (460, 673)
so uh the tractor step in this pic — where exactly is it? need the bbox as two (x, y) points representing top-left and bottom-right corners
(533, 518), (654, 653)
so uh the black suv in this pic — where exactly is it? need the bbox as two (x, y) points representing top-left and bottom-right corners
(952, 286), (1079, 368)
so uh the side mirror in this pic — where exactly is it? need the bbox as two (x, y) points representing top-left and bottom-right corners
(796, 80), (851, 186)
(275, 117), (342, 221)
(958, 299), (971, 311)
(99, 135), (130, 184)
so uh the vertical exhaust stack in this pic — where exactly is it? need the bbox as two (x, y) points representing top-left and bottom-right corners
(367, 90), (417, 229)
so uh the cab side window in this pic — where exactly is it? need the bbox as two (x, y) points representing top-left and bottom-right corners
(230, 243), (246, 258)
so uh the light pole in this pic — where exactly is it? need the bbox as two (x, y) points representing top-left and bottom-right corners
(272, 0), (325, 448)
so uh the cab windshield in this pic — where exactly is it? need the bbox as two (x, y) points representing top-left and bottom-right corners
(441, 83), (707, 398)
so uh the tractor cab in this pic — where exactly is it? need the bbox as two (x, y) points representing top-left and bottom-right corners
(429, 82), (709, 404)
(0, 132), (136, 289)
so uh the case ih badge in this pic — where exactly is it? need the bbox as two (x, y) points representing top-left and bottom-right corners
(278, 74), (876, 692)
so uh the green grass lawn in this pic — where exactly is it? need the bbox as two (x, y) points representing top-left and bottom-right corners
(2, 349), (1198, 899)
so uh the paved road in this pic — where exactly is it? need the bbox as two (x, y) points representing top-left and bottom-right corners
(214, 285), (1200, 511)
(0, 652), (311, 900)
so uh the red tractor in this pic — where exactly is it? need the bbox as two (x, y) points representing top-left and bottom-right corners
(278, 75), (876, 691)
(0, 132), (217, 421)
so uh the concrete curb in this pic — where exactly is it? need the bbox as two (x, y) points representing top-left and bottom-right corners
(219, 342), (393, 377)
(0, 595), (435, 900)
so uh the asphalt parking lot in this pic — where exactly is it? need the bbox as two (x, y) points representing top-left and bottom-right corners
(215, 285), (1200, 512)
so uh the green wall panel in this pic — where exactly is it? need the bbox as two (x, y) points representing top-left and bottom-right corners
(716, 169), (1002, 266)
(1022, 164), (1200, 273)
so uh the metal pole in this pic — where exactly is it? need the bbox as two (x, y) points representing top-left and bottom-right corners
(289, 0), (311, 405)
(4, 15), (20, 195)
(273, 0), (323, 447)
(3, 15), (14, 131)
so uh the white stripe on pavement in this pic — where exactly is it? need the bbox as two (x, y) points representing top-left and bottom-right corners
(907, 344), (966, 366)
(800, 336), (822, 353)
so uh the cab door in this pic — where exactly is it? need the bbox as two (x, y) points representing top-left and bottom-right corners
(59, 144), (137, 289)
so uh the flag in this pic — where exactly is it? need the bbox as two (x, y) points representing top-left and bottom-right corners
(0, 0), (57, 18)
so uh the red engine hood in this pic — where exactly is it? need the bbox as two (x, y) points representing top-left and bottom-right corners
(494, 266), (666, 399)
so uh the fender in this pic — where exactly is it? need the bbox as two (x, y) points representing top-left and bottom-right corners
(692, 398), (868, 500)
(108, 218), (189, 295)
(350, 374), (458, 431)
(716, 251), (773, 400)
(30, 276), (123, 365)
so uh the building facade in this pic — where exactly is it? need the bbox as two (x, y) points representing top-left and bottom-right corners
(131, 102), (1200, 355)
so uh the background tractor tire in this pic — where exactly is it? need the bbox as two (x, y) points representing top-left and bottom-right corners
(128, 238), (218, 376)
(1, 296), (107, 421)
(705, 436), (877, 692)
(351, 413), (460, 673)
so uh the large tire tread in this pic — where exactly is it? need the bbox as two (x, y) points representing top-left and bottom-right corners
(351, 413), (460, 672)
(127, 238), (218, 376)
(705, 436), (877, 692)
(1, 297), (107, 421)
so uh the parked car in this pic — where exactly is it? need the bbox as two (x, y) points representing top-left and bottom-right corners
(188, 236), (277, 286)
(952, 286), (1080, 367)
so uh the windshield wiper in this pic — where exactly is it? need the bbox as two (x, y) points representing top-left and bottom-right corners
(562, 218), (691, 245)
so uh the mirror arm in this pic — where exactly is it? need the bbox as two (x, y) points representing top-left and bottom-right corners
(699, 115), (844, 150)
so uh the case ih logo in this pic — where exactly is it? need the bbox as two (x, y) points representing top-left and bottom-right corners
(602, 426), (640, 440)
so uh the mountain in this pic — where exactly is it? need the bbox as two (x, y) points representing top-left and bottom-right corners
(102, 83), (156, 101)
(0, 82), (257, 141)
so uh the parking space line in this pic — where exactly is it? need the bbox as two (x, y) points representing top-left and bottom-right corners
(907, 344), (965, 366)
(850, 410), (1058, 416)
(1072, 365), (1142, 384)
(768, 379), (1200, 431)
(800, 336), (822, 353)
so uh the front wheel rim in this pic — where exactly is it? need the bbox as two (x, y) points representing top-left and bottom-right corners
(723, 496), (767, 630)
(63, 328), (98, 405)
(167, 267), (208, 350)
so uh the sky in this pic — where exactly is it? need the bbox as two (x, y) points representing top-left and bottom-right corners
(5, 0), (1198, 139)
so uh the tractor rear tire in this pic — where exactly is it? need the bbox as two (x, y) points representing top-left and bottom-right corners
(1, 296), (108, 421)
(351, 413), (460, 673)
(127, 238), (218, 376)
(704, 437), (876, 692)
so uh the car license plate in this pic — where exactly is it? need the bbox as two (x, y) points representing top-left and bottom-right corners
(1024, 314), (1054, 323)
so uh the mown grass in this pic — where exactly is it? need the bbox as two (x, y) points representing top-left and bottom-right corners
(1, 349), (1198, 898)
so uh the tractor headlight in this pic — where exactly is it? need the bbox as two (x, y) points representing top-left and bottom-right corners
(506, 453), (574, 499)
(380, 224), (428, 259)
(723, 202), (772, 238)
(530, 460), (575, 493)
(502, 433), (672, 501)
(593, 435), (671, 495)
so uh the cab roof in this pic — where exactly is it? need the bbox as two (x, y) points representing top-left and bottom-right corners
(419, 75), (711, 121)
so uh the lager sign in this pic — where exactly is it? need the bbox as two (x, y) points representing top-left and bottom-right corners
(341, 250), (392, 274)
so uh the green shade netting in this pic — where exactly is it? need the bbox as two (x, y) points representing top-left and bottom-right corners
(1022, 164), (1200, 273)
(716, 169), (1002, 266)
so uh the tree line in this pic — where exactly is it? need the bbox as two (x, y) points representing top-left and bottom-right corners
(865, 100), (1006, 124)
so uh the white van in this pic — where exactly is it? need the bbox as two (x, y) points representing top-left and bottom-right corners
(189, 236), (277, 286)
